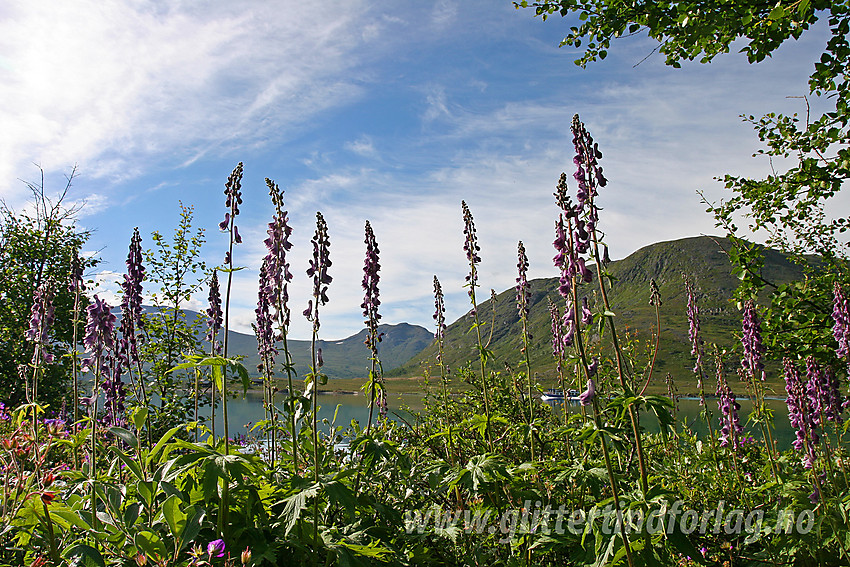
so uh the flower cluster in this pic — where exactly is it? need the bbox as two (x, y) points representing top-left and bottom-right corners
(220, 162), (244, 263)
(515, 241), (531, 322)
(82, 295), (116, 370)
(571, 113), (606, 213)
(304, 212), (332, 331)
(461, 201), (480, 302)
(784, 357), (819, 469)
(255, 257), (278, 373)
(118, 227), (145, 371)
(548, 298), (565, 376)
(362, 221), (382, 352)
(716, 360), (743, 449)
(69, 254), (86, 294)
(740, 300), (765, 382)
(433, 276), (446, 342)
(805, 356), (843, 425)
(262, 179), (294, 330)
(684, 275), (705, 386)
(26, 285), (55, 364)
(206, 270), (223, 355)
(834, 282), (850, 366)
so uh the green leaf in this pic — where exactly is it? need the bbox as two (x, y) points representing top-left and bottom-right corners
(132, 407), (148, 431)
(109, 447), (145, 482)
(63, 544), (105, 567)
(162, 494), (187, 539)
(108, 426), (138, 450)
(134, 530), (168, 559)
(282, 483), (320, 535)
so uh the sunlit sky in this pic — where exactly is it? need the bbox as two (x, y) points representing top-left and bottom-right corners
(0, 1), (831, 339)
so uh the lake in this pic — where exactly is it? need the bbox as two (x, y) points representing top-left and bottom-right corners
(205, 391), (798, 450)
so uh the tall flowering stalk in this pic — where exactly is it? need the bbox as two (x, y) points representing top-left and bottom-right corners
(26, 285), (56, 404)
(117, 229), (145, 436)
(206, 270), (223, 440)
(684, 274), (718, 444)
(715, 351), (743, 453)
(433, 276), (455, 463)
(516, 241), (535, 462)
(217, 162), (243, 540)
(119, 228), (145, 391)
(573, 115), (648, 515)
(461, 201), (492, 450)
(262, 179), (296, 469)
(739, 300), (779, 475)
(362, 221), (384, 433)
(218, 162), (243, 453)
(805, 356), (848, 487)
(255, 257), (278, 459)
(784, 357), (831, 507)
(638, 279), (663, 396)
(305, 212), (331, 555)
(551, 118), (636, 567)
(81, 294), (116, 534)
(68, 254), (85, 463)
(26, 284), (55, 442)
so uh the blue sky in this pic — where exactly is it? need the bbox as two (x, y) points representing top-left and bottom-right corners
(0, 0), (832, 340)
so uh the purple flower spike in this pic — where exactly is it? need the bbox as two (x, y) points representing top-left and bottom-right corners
(262, 179), (294, 329)
(833, 282), (850, 366)
(433, 276), (447, 341)
(207, 539), (226, 558)
(69, 254), (86, 293)
(716, 360), (743, 450)
(84, 295), (116, 355)
(785, 358), (818, 469)
(553, 215), (572, 298)
(684, 275), (705, 387)
(26, 286), (55, 364)
(361, 221), (382, 352)
(305, 213), (331, 332)
(206, 270), (223, 355)
(516, 241), (531, 321)
(461, 201), (480, 297)
(221, 162), (244, 263)
(741, 300), (766, 382)
(255, 257), (278, 372)
(118, 227), (145, 373)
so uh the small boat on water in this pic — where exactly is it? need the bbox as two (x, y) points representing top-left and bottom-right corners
(540, 388), (580, 402)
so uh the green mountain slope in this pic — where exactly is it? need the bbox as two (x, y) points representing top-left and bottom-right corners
(389, 236), (803, 393)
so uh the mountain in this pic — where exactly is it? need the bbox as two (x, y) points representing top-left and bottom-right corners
(388, 236), (803, 392)
(125, 306), (432, 380)
(224, 322), (433, 379)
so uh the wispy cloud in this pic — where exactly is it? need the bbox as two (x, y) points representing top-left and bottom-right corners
(0, 0), (379, 208)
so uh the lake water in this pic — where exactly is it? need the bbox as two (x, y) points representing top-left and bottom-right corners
(207, 391), (798, 450)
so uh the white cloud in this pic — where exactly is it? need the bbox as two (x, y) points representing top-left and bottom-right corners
(344, 136), (377, 158)
(0, 0), (377, 208)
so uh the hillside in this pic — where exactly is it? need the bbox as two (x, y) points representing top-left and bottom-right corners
(388, 236), (803, 393)
(131, 305), (432, 380)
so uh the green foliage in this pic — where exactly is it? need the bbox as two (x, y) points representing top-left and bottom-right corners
(140, 203), (210, 436)
(0, 172), (95, 409)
